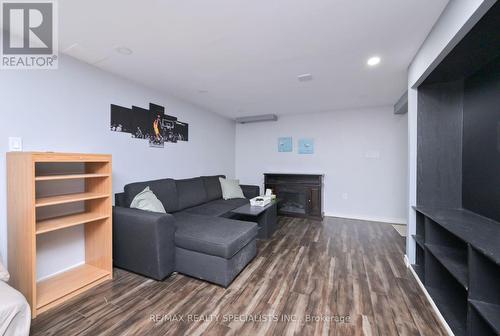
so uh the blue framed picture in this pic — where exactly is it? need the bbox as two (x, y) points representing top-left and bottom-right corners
(298, 138), (314, 154)
(278, 137), (293, 152)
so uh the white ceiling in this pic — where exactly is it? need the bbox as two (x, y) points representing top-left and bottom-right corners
(60, 0), (449, 118)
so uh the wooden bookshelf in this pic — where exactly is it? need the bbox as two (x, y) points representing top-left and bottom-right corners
(7, 152), (113, 318)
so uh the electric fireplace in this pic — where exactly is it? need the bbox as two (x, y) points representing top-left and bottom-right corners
(264, 173), (323, 220)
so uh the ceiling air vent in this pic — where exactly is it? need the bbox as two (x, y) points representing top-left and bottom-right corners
(235, 114), (278, 124)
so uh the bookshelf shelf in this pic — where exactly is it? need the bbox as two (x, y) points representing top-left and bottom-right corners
(35, 192), (109, 208)
(469, 300), (500, 334)
(37, 264), (110, 312)
(36, 212), (109, 235)
(412, 234), (424, 248)
(426, 243), (468, 289)
(35, 173), (109, 181)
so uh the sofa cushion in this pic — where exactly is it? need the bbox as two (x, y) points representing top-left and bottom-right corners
(219, 178), (245, 200)
(130, 187), (166, 213)
(173, 213), (258, 259)
(184, 198), (248, 217)
(176, 177), (209, 211)
(124, 178), (179, 212)
(202, 175), (224, 201)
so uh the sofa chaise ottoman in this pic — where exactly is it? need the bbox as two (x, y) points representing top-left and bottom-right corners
(113, 175), (260, 287)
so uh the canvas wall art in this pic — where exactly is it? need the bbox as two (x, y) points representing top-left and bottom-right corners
(298, 138), (314, 154)
(278, 137), (293, 152)
(110, 103), (188, 148)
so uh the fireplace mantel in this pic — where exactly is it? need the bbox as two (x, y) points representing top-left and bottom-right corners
(264, 173), (323, 220)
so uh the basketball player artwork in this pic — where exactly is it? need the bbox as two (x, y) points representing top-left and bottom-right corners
(110, 103), (189, 148)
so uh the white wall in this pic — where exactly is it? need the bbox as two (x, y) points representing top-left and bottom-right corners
(0, 56), (236, 278)
(406, 0), (496, 263)
(235, 106), (408, 224)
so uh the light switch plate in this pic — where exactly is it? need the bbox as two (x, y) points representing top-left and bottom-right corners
(8, 137), (23, 151)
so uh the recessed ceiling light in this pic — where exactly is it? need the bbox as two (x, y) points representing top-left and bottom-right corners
(367, 56), (381, 66)
(297, 73), (313, 82)
(115, 47), (133, 55)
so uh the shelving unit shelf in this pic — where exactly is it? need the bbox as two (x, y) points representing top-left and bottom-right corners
(469, 300), (500, 334)
(35, 173), (110, 181)
(427, 286), (467, 336)
(425, 243), (468, 289)
(7, 152), (113, 318)
(35, 192), (110, 207)
(412, 206), (500, 336)
(412, 234), (425, 249)
(36, 212), (109, 235)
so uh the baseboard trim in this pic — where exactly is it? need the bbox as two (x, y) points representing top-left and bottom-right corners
(403, 254), (410, 267)
(36, 261), (85, 282)
(325, 212), (407, 225)
(404, 255), (454, 336)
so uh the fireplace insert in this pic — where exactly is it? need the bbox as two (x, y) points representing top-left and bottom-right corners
(278, 189), (308, 214)
(264, 173), (323, 220)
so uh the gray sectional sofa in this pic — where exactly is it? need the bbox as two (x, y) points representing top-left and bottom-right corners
(113, 175), (260, 287)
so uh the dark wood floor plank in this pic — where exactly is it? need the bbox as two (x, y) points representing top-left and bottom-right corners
(30, 216), (447, 336)
(370, 293), (400, 336)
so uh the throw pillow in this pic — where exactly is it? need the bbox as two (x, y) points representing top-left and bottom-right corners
(219, 177), (245, 200)
(0, 253), (9, 282)
(130, 186), (167, 213)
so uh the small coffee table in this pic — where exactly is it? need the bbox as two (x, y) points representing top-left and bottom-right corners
(230, 200), (278, 239)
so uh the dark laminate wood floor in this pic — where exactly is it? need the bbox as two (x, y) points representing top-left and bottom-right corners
(31, 217), (448, 336)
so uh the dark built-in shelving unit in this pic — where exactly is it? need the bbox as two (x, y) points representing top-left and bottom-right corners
(412, 3), (500, 336)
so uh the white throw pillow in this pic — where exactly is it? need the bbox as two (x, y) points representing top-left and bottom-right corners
(219, 178), (245, 200)
(130, 186), (166, 213)
(0, 253), (9, 282)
